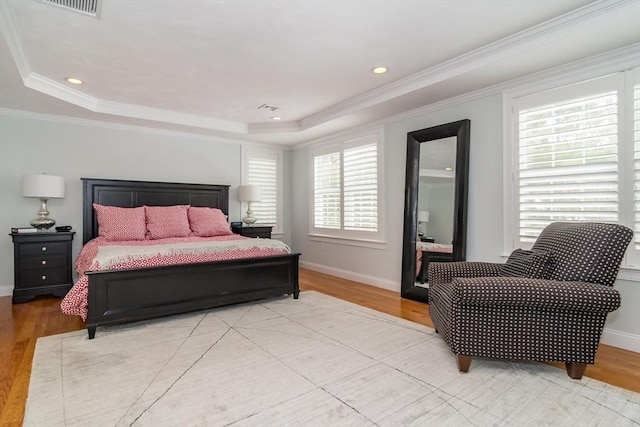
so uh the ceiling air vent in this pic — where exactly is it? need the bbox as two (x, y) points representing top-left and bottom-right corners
(40, 0), (101, 17)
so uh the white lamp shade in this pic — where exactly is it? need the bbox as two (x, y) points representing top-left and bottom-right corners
(418, 210), (429, 222)
(237, 185), (261, 202)
(22, 174), (65, 198)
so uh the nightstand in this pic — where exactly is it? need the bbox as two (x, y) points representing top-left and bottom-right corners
(10, 231), (75, 303)
(232, 225), (272, 239)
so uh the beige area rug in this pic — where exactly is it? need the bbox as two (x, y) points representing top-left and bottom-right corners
(26, 291), (639, 426)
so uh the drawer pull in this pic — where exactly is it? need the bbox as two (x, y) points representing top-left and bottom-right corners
(41, 275), (47, 280)
(41, 246), (47, 252)
(41, 260), (47, 265)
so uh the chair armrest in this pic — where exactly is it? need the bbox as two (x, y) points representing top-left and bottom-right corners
(452, 277), (621, 313)
(428, 262), (503, 285)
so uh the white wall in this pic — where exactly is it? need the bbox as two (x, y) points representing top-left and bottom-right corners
(0, 114), (292, 296)
(291, 92), (639, 351)
(292, 94), (504, 288)
(419, 182), (454, 244)
(1, 85), (636, 352)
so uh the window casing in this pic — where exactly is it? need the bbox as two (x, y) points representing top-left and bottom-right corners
(310, 133), (384, 244)
(242, 147), (283, 235)
(505, 68), (639, 268)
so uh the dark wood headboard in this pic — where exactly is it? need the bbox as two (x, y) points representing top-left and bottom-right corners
(82, 178), (230, 244)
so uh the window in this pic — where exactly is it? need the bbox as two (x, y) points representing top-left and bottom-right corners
(506, 68), (639, 267)
(242, 147), (283, 234)
(310, 133), (384, 244)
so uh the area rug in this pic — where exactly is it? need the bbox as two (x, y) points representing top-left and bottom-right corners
(26, 291), (639, 426)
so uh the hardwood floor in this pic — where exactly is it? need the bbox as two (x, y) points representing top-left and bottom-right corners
(1, 268), (638, 424)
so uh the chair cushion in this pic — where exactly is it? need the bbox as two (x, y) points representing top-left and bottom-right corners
(499, 249), (550, 278)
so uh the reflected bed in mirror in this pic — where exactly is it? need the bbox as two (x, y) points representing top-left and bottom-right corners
(401, 119), (470, 303)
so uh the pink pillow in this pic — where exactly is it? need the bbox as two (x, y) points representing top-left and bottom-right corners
(93, 204), (147, 241)
(145, 205), (191, 239)
(188, 207), (232, 237)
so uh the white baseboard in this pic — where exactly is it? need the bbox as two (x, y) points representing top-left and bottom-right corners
(300, 261), (400, 293)
(300, 262), (639, 354)
(601, 328), (640, 353)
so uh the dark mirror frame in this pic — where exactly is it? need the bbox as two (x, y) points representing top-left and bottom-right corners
(401, 119), (470, 303)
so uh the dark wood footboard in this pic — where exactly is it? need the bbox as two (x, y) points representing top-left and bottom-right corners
(86, 253), (300, 338)
(419, 251), (453, 284)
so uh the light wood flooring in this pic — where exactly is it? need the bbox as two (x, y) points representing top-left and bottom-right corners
(1, 268), (638, 424)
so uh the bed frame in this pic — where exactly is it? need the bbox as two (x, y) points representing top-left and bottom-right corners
(418, 250), (453, 284)
(82, 178), (300, 339)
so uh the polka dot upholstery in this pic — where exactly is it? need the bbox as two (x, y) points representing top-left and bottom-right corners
(428, 222), (633, 371)
(531, 222), (632, 287)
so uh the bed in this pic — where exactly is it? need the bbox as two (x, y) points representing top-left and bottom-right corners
(416, 242), (453, 284)
(69, 178), (300, 339)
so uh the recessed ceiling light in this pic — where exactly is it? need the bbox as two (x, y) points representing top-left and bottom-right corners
(66, 77), (83, 85)
(271, 116), (282, 121)
(372, 66), (388, 74)
(445, 167), (453, 171)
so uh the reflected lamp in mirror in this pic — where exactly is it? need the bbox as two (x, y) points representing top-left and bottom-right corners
(237, 185), (262, 226)
(418, 210), (429, 236)
(22, 174), (65, 231)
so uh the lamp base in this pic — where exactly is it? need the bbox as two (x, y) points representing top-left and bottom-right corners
(242, 215), (257, 226)
(30, 197), (56, 231)
(30, 217), (55, 231)
(242, 202), (257, 226)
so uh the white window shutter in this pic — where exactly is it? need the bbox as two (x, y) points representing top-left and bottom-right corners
(242, 148), (282, 234)
(343, 142), (378, 231)
(633, 75), (640, 250)
(518, 90), (619, 242)
(313, 151), (341, 229)
(311, 132), (383, 242)
(247, 156), (278, 226)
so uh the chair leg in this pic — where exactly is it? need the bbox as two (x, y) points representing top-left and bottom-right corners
(457, 355), (472, 373)
(565, 362), (587, 379)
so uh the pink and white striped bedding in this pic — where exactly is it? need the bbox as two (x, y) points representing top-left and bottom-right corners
(61, 235), (291, 320)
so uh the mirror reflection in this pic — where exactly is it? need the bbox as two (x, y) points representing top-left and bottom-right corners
(418, 136), (456, 244)
(415, 137), (456, 285)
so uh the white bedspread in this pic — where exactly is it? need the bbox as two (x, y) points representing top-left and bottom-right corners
(95, 238), (290, 269)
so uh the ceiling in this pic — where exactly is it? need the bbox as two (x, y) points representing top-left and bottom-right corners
(1, 0), (639, 146)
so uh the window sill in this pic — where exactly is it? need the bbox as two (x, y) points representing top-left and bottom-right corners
(617, 267), (639, 283)
(309, 234), (386, 250)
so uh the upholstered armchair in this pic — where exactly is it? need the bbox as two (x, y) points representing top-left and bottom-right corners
(428, 222), (633, 379)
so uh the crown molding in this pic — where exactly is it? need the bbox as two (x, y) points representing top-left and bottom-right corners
(0, 107), (245, 145)
(298, 0), (636, 131)
(0, 106), (296, 150)
(94, 99), (247, 134)
(2, 0), (635, 138)
(247, 120), (302, 134)
(0, 1), (31, 79)
(295, 42), (640, 150)
(24, 73), (99, 110)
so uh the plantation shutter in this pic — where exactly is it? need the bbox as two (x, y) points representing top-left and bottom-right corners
(343, 142), (378, 231)
(247, 155), (278, 226)
(313, 151), (341, 229)
(517, 82), (619, 242)
(634, 74), (640, 249)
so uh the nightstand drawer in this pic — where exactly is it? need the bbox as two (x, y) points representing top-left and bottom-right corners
(18, 268), (69, 288)
(232, 225), (272, 239)
(11, 231), (75, 303)
(19, 241), (67, 256)
(19, 254), (68, 269)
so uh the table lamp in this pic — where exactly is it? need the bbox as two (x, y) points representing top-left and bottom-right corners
(22, 174), (65, 231)
(237, 185), (261, 226)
